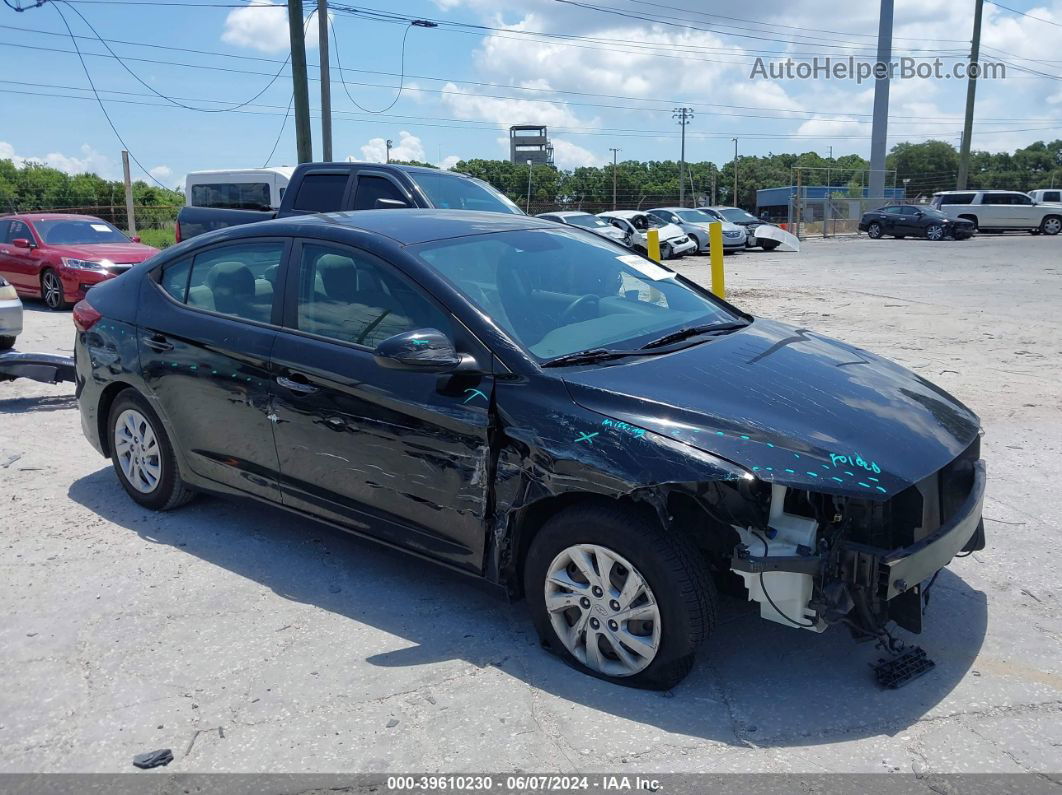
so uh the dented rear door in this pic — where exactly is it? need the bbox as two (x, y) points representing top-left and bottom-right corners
(269, 239), (495, 572)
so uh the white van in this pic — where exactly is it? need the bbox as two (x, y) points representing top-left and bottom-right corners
(930, 190), (1062, 235)
(1029, 189), (1062, 205)
(184, 167), (295, 211)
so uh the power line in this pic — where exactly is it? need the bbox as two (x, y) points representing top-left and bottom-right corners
(329, 15), (415, 113)
(986, 0), (1062, 28)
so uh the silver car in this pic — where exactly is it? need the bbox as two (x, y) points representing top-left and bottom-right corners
(0, 275), (22, 350)
(536, 211), (630, 246)
(648, 207), (746, 253)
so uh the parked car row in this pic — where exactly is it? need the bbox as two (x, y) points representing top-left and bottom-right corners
(536, 206), (784, 258)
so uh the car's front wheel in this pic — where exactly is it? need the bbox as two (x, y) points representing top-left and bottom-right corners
(40, 269), (66, 310)
(926, 224), (945, 241)
(108, 390), (194, 511)
(524, 503), (716, 689)
(866, 221), (883, 239)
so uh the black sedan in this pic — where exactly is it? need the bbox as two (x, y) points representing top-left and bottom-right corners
(73, 210), (986, 689)
(859, 205), (975, 241)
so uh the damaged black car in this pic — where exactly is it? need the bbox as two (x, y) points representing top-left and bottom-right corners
(73, 210), (986, 689)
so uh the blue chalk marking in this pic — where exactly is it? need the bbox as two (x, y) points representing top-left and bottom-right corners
(845, 471), (855, 476)
(821, 464), (830, 469)
(831, 476), (844, 483)
(411, 339), (430, 346)
(875, 486), (887, 493)
(858, 481), (871, 488)
(794, 453), (801, 459)
(868, 477), (879, 482)
(766, 442), (774, 448)
(765, 467), (773, 471)
(752, 466), (760, 471)
(716, 431), (725, 436)
(806, 471), (818, 477)
(575, 432), (599, 445)
(785, 468), (796, 474)
(740, 435), (750, 440)
(463, 388), (487, 404)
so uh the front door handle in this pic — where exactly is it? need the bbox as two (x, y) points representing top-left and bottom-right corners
(143, 333), (174, 352)
(276, 374), (318, 394)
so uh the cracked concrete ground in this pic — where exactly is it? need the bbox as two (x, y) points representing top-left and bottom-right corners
(0, 233), (1060, 775)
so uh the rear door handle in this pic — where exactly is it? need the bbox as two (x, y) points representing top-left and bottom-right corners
(143, 334), (174, 352)
(276, 374), (318, 394)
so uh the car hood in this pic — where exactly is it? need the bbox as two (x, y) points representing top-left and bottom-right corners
(560, 318), (980, 499)
(655, 223), (688, 241)
(686, 220), (745, 234)
(49, 242), (160, 262)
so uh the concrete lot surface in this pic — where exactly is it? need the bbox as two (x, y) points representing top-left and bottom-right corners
(1, 233), (1060, 775)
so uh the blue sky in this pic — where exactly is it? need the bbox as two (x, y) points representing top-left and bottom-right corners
(1, 0), (1060, 190)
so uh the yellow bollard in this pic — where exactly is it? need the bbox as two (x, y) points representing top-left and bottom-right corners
(646, 228), (661, 262)
(708, 220), (725, 299)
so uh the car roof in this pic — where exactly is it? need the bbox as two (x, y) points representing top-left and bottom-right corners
(539, 210), (592, 217)
(0, 213), (106, 223)
(255, 208), (551, 246)
(598, 210), (645, 219)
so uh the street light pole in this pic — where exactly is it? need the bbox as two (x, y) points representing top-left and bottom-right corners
(385, 139), (393, 163)
(526, 159), (533, 213)
(609, 147), (620, 210)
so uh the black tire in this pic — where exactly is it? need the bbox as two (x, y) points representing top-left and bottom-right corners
(0, 336), (15, 350)
(894, 235), (906, 239)
(925, 224), (945, 241)
(40, 269), (67, 310)
(524, 502), (716, 690)
(866, 222), (883, 239)
(107, 389), (194, 511)
(1041, 215), (1062, 236)
(760, 240), (780, 251)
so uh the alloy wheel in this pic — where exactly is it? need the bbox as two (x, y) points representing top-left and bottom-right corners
(1043, 217), (1061, 235)
(42, 272), (64, 309)
(867, 222), (882, 239)
(113, 409), (163, 493)
(926, 224), (944, 241)
(544, 543), (662, 677)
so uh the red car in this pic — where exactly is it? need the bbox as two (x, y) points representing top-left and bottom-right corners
(0, 214), (160, 309)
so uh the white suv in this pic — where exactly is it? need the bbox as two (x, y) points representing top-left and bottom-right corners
(931, 190), (1062, 235)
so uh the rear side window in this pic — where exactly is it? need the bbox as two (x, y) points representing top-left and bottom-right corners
(352, 175), (408, 210)
(183, 241), (284, 323)
(292, 243), (451, 348)
(1043, 191), (1061, 203)
(160, 257), (192, 302)
(291, 174), (348, 212)
(937, 193), (975, 205)
(190, 182), (271, 210)
(983, 192), (1015, 205)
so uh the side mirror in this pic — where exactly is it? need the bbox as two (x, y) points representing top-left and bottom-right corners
(375, 198), (410, 209)
(130, 236), (142, 243)
(12, 238), (31, 249)
(374, 328), (469, 373)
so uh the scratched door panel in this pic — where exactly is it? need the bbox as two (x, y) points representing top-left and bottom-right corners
(269, 239), (495, 572)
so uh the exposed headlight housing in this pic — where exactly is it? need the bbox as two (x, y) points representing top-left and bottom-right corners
(62, 257), (107, 271)
(0, 276), (16, 301)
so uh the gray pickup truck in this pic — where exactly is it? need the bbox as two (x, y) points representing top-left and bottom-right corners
(176, 162), (524, 241)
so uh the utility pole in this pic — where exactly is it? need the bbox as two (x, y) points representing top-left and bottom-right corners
(710, 171), (716, 206)
(526, 159), (533, 213)
(609, 147), (620, 210)
(288, 0), (313, 163)
(673, 107), (693, 206)
(318, 0), (332, 161)
(957, 0), (984, 190)
(121, 150), (136, 238)
(732, 137), (739, 207)
(385, 139), (393, 163)
(868, 0), (894, 200)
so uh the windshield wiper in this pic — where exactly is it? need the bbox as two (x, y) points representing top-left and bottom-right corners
(640, 320), (749, 350)
(541, 348), (643, 367)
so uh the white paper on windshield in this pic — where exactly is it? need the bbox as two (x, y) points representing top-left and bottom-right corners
(617, 254), (675, 281)
(90, 223), (111, 232)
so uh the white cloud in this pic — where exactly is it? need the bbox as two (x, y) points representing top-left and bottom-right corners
(221, 0), (320, 54)
(440, 81), (593, 131)
(438, 155), (462, 170)
(352, 130), (426, 163)
(149, 165), (173, 180)
(0, 141), (115, 178)
(551, 138), (602, 169)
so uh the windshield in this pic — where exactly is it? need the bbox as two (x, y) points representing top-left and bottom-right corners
(717, 207), (759, 223)
(34, 219), (129, 245)
(676, 209), (717, 224)
(565, 214), (610, 229)
(412, 172), (524, 215)
(415, 228), (740, 361)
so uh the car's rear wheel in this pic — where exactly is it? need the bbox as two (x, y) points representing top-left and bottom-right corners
(1041, 215), (1061, 236)
(0, 336), (15, 350)
(926, 224), (945, 241)
(40, 269), (66, 310)
(866, 222), (883, 239)
(108, 390), (194, 511)
(524, 503), (716, 690)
